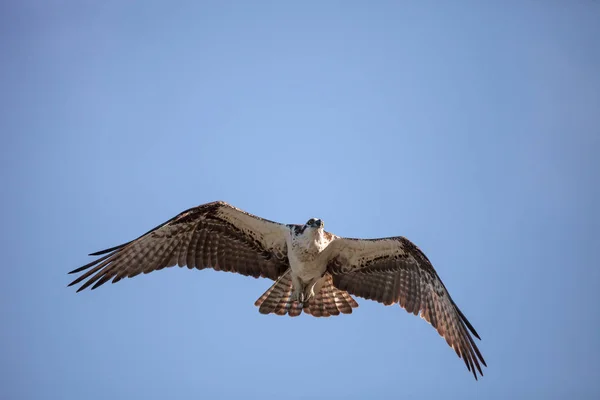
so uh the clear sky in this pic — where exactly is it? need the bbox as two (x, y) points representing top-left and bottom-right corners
(2, 1), (599, 399)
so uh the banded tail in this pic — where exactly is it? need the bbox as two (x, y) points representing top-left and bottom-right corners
(254, 270), (358, 317)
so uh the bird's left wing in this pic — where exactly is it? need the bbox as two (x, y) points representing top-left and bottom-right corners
(325, 236), (486, 379)
(68, 201), (290, 292)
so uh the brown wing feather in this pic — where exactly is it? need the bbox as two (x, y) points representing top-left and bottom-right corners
(68, 201), (290, 292)
(327, 236), (486, 380)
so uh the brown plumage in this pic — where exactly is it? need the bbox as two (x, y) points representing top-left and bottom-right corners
(329, 237), (485, 379)
(68, 202), (289, 291)
(69, 200), (486, 379)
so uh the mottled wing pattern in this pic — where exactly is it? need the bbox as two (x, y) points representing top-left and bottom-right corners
(68, 201), (290, 291)
(326, 236), (486, 380)
(254, 272), (358, 317)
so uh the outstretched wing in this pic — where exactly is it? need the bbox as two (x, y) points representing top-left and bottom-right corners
(325, 236), (486, 380)
(68, 201), (290, 292)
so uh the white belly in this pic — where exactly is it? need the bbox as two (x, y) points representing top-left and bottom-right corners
(289, 254), (327, 283)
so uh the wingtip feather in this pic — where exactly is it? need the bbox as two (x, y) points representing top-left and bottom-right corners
(88, 242), (129, 256)
(456, 306), (482, 340)
(68, 265), (89, 274)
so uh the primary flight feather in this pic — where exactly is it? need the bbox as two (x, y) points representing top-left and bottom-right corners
(69, 200), (486, 379)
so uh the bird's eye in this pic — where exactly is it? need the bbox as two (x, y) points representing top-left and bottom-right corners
(307, 218), (315, 225)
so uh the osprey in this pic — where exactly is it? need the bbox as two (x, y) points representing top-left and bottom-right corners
(69, 201), (486, 379)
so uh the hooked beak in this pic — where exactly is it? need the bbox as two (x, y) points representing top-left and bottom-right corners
(311, 220), (323, 228)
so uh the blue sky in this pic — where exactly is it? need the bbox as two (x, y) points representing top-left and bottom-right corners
(2, 1), (599, 399)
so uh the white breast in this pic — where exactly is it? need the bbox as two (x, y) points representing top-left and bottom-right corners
(286, 227), (330, 282)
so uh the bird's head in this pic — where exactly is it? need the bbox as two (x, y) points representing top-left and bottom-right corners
(305, 218), (324, 230)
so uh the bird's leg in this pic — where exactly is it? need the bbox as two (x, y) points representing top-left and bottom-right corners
(291, 275), (327, 305)
(290, 275), (305, 304)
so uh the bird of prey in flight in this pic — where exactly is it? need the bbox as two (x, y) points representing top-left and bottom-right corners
(69, 201), (486, 379)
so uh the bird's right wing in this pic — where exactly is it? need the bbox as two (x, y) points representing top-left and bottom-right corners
(68, 201), (291, 292)
(325, 236), (486, 379)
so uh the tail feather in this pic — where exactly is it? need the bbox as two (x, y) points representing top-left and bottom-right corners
(272, 277), (303, 317)
(254, 270), (300, 316)
(304, 274), (358, 317)
(254, 271), (358, 318)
